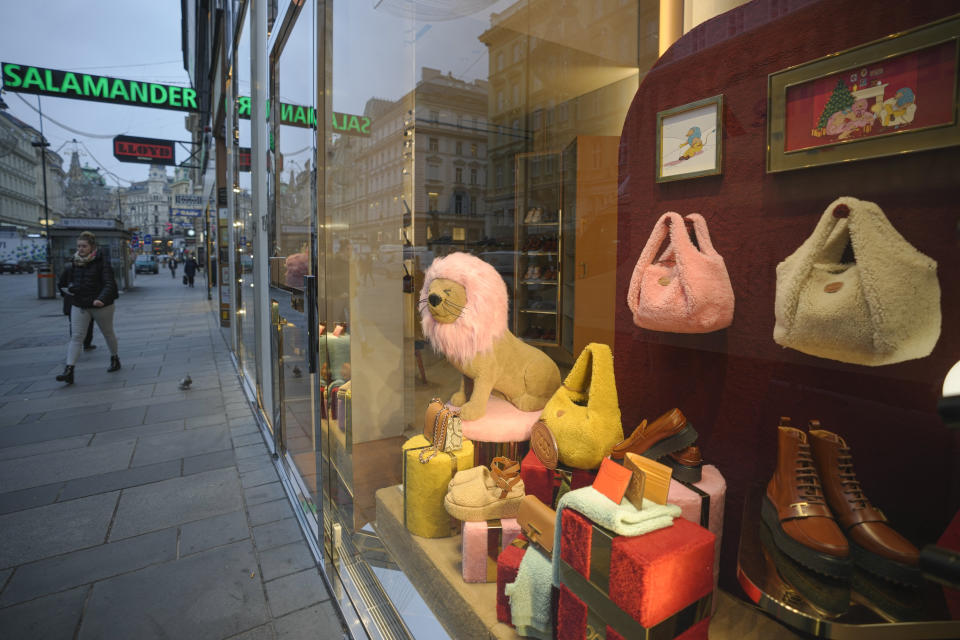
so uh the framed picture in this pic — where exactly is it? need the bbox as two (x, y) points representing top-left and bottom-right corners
(767, 14), (960, 173)
(656, 95), (723, 183)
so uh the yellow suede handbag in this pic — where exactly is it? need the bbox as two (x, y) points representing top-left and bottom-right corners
(537, 343), (623, 470)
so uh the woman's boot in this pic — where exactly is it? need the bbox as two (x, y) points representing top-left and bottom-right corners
(56, 365), (75, 385)
(108, 356), (121, 372)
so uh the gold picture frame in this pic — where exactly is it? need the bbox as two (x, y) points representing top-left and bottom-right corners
(655, 95), (723, 183)
(767, 14), (960, 173)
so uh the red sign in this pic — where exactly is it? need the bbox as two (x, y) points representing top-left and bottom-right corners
(113, 135), (176, 166)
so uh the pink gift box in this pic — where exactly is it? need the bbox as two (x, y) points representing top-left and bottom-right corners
(666, 464), (726, 611)
(462, 518), (521, 583)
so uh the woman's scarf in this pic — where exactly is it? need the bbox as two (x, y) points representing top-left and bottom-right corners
(73, 249), (97, 266)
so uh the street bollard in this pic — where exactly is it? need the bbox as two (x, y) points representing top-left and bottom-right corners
(37, 263), (56, 299)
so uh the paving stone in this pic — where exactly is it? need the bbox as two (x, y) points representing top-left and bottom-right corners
(0, 585), (88, 640)
(238, 456), (274, 475)
(234, 432), (265, 447)
(235, 443), (267, 460)
(241, 466), (279, 489)
(186, 412), (229, 429)
(231, 421), (261, 436)
(131, 424), (230, 467)
(251, 519), (305, 553)
(60, 460), (181, 502)
(0, 482), (62, 515)
(264, 568), (328, 618)
(23, 401), (113, 424)
(0, 440), (135, 494)
(183, 449), (235, 475)
(248, 499), (296, 528)
(245, 482), (286, 507)
(88, 419), (185, 446)
(0, 492), (118, 568)
(0, 528), (177, 605)
(179, 510), (250, 556)
(227, 624), (277, 640)
(0, 567), (10, 589)
(80, 541), (268, 640)
(258, 541), (317, 582)
(145, 396), (225, 423)
(0, 434), (92, 462)
(273, 601), (343, 640)
(109, 467), (242, 541)
(0, 405), (147, 448)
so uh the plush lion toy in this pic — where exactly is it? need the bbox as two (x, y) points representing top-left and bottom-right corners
(420, 252), (561, 421)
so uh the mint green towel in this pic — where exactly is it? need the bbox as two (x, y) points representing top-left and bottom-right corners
(551, 486), (681, 586)
(504, 545), (553, 639)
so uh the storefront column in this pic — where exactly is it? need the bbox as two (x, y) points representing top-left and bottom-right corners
(225, 81), (239, 352)
(658, 0), (683, 56)
(251, 0), (273, 431)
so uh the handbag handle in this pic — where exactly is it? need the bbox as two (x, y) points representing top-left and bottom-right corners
(627, 212), (704, 316)
(684, 214), (721, 258)
(561, 343), (619, 414)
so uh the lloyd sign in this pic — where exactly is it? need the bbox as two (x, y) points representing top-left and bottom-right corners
(113, 135), (176, 165)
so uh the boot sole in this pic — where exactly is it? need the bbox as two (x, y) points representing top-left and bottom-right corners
(662, 457), (702, 483)
(850, 542), (923, 588)
(443, 493), (523, 521)
(640, 423), (699, 461)
(760, 495), (851, 579)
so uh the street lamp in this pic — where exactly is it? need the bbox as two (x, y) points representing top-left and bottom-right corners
(30, 95), (52, 265)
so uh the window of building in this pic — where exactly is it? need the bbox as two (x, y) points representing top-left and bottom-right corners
(470, 168), (477, 185)
(427, 164), (439, 180)
(456, 141), (463, 156)
(429, 110), (439, 122)
(429, 138), (439, 152)
(428, 192), (438, 212)
(455, 167), (463, 184)
(453, 226), (465, 241)
(470, 143), (478, 157)
(495, 164), (503, 188)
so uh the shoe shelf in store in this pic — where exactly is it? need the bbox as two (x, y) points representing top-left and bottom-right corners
(520, 309), (557, 315)
(521, 280), (559, 285)
(523, 222), (559, 227)
(522, 251), (558, 256)
(736, 491), (960, 638)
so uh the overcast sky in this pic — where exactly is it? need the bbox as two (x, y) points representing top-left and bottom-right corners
(2, 1), (191, 187)
(1, 0), (502, 187)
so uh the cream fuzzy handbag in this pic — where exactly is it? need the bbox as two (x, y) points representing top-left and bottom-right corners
(774, 197), (940, 366)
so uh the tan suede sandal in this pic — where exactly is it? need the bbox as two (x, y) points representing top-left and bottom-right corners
(444, 457), (525, 521)
(447, 456), (517, 491)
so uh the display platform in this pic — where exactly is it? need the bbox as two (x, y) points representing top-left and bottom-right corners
(374, 485), (809, 640)
(737, 491), (960, 638)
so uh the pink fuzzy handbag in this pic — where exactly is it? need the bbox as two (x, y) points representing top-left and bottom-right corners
(627, 212), (734, 333)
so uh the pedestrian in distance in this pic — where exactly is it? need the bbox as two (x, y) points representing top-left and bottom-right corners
(169, 256), (177, 278)
(55, 231), (121, 385)
(183, 253), (198, 288)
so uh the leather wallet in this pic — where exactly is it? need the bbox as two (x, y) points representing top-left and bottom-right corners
(623, 452), (673, 506)
(517, 495), (556, 554)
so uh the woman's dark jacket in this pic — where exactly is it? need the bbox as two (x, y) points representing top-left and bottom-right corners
(58, 252), (118, 309)
(183, 258), (198, 276)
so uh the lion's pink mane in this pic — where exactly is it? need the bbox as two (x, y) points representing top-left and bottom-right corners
(420, 252), (508, 365)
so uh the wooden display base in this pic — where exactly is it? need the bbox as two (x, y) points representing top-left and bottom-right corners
(374, 485), (802, 640)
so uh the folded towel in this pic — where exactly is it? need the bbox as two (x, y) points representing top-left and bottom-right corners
(551, 486), (681, 585)
(504, 545), (553, 638)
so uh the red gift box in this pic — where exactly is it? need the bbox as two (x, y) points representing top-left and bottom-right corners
(496, 535), (528, 625)
(557, 510), (714, 639)
(520, 449), (598, 508)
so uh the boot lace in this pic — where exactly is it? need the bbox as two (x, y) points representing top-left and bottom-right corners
(837, 446), (868, 509)
(795, 444), (826, 505)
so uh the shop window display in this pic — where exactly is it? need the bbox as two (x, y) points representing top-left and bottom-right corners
(206, 0), (960, 637)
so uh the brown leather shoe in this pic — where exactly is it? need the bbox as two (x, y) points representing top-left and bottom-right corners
(610, 408), (698, 461)
(762, 421), (850, 578)
(664, 445), (703, 483)
(808, 424), (921, 586)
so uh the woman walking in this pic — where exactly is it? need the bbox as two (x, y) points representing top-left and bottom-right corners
(56, 231), (121, 385)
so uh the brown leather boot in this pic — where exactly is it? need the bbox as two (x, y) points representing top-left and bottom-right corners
(808, 424), (921, 586)
(762, 420), (850, 578)
(610, 408), (698, 461)
(664, 445), (703, 483)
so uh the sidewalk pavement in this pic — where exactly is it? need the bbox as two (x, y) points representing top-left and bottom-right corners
(0, 270), (346, 639)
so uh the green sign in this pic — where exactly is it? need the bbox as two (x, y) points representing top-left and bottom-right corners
(235, 96), (370, 135)
(2, 62), (197, 112)
(1, 62), (371, 136)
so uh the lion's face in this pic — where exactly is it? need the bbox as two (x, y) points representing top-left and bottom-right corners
(426, 277), (467, 324)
